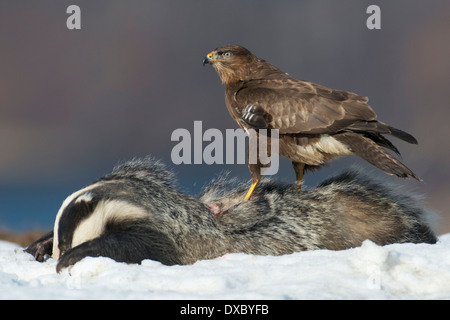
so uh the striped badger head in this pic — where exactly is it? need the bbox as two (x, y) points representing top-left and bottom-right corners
(52, 156), (175, 261)
(52, 157), (178, 272)
(52, 182), (148, 260)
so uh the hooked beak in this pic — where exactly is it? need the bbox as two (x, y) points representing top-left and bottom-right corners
(202, 51), (214, 66)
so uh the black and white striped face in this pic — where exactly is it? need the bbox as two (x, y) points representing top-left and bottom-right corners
(52, 182), (148, 259)
(52, 183), (102, 259)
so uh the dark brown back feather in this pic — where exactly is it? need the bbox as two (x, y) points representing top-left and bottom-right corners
(235, 78), (376, 134)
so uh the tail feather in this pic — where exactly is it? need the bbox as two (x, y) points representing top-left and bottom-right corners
(335, 132), (421, 181)
(346, 120), (418, 145)
(387, 125), (418, 144)
(362, 132), (401, 156)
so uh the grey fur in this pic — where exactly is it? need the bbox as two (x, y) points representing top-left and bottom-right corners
(25, 157), (437, 272)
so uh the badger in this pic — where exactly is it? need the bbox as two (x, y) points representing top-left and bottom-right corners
(26, 156), (437, 273)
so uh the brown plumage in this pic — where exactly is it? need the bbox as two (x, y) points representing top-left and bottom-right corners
(203, 45), (420, 200)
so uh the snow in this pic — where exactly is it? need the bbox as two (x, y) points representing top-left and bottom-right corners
(2, 234), (450, 300)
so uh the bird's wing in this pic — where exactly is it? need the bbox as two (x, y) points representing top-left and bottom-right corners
(235, 79), (377, 134)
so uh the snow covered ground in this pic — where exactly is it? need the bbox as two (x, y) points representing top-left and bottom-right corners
(2, 234), (450, 300)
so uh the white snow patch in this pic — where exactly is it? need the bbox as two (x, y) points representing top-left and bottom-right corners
(2, 235), (450, 299)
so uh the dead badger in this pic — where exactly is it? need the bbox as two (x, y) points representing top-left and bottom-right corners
(26, 157), (437, 272)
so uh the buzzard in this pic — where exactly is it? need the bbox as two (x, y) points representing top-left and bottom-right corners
(203, 45), (420, 200)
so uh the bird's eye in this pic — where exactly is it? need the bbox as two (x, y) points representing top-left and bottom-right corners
(224, 52), (231, 58)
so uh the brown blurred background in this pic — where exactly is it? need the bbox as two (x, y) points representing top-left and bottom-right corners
(0, 0), (449, 244)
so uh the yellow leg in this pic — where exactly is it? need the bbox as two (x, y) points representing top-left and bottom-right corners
(244, 177), (261, 201)
(296, 163), (305, 191)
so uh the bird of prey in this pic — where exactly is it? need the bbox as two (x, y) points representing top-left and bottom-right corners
(203, 45), (420, 200)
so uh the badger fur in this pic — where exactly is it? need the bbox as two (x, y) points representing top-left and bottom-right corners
(26, 156), (437, 273)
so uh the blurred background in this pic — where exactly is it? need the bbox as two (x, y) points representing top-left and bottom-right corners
(1, 0), (449, 243)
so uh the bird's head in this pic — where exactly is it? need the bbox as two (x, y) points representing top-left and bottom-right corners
(203, 45), (256, 84)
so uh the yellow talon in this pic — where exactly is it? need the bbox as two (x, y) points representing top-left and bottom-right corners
(244, 177), (261, 201)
